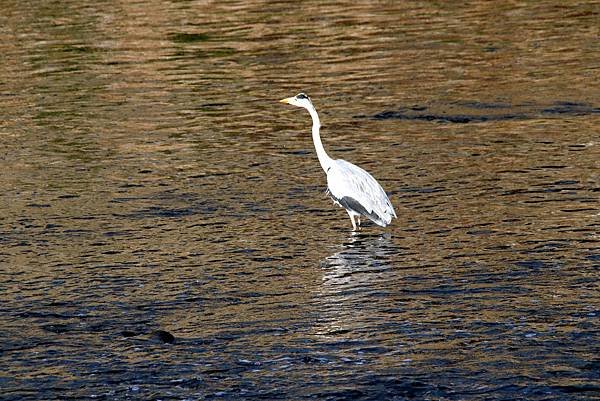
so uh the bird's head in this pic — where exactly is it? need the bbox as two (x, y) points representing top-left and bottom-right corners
(279, 93), (313, 109)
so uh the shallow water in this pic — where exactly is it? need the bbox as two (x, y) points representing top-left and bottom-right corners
(1, 1), (599, 400)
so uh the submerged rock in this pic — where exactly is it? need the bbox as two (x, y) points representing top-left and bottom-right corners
(151, 330), (175, 344)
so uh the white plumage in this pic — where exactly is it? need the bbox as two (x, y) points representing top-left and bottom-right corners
(280, 92), (396, 231)
(327, 159), (396, 227)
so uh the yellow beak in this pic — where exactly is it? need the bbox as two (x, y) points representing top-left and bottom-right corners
(279, 97), (292, 104)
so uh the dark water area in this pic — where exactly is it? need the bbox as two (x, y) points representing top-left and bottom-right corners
(363, 101), (600, 123)
(1, 1), (599, 400)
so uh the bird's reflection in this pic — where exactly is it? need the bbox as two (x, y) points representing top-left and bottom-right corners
(322, 233), (394, 281)
(313, 233), (397, 338)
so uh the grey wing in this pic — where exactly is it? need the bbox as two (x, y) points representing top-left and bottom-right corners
(327, 159), (396, 226)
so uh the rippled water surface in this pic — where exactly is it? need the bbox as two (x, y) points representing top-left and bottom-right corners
(1, 1), (599, 400)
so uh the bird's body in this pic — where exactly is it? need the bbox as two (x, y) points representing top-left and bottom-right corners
(280, 93), (396, 230)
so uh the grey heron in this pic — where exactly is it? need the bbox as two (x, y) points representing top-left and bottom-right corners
(280, 93), (397, 231)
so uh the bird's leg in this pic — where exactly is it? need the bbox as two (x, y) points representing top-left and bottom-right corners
(347, 211), (357, 231)
(357, 216), (362, 230)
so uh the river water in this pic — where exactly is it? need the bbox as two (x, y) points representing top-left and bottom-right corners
(1, 1), (598, 400)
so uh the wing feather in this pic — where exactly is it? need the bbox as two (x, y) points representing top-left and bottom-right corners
(327, 159), (396, 226)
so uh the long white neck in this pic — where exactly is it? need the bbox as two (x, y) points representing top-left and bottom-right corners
(307, 105), (333, 172)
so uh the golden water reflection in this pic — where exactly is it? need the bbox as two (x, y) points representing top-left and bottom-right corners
(0, 0), (598, 399)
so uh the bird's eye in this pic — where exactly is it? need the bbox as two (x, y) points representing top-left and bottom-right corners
(297, 93), (307, 100)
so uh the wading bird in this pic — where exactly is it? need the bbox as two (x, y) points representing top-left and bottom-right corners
(280, 93), (396, 231)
